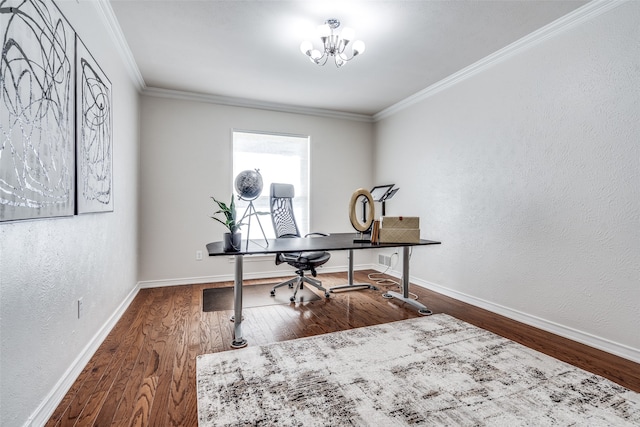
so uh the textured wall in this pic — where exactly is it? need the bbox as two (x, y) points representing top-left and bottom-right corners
(374, 2), (639, 356)
(138, 96), (374, 285)
(0, 2), (140, 425)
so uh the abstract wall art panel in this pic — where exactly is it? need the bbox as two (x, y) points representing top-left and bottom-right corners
(0, 0), (76, 222)
(75, 35), (113, 214)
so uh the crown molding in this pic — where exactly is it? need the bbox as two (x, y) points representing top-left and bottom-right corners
(94, 0), (621, 124)
(142, 87), (375, 123)
(373, 0), (625, 122)
(92, 0), (369, 122)
(94, 0), (145, 90)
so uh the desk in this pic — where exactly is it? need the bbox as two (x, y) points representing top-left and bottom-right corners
(206, 232), (440, 348)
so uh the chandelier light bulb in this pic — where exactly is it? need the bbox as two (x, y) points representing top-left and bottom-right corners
(352, 40), (366, 56)
(341, 27), (355, 42)
(300, 40), (313, 55)
(317, 23), (331, 38)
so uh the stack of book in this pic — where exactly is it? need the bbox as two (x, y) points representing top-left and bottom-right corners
(370, 220), (381, 244)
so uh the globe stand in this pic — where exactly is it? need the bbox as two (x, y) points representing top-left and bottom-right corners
(239, 199), (269, 250)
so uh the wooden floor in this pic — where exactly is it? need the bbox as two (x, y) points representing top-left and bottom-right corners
(47, 270), (640, 426)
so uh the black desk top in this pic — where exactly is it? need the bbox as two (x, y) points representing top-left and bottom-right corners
(206, 232), (441, 256)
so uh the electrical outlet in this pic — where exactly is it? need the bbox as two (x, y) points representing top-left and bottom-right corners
(196, 250), (203, 261)
(77, 298), (83, 319)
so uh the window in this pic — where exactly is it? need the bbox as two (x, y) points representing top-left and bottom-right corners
(232, 131), (309, 239)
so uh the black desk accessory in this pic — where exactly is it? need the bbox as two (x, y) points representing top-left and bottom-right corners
(361, 184), (399, 230)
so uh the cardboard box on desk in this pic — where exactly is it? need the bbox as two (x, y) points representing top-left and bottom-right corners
(379, 228), (420, 243)
(381, 216), (419, 229)
(379, 216), (420, 243)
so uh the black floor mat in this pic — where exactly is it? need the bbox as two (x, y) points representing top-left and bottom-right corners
(202, 282), (321, 312)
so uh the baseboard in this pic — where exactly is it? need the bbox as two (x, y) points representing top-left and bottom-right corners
(26, 283), (140, 427)
(35, 264), (634, 426)
(375, 266), (640, 364)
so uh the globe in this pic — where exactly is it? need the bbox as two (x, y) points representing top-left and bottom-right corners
(234, 169), (263, 201)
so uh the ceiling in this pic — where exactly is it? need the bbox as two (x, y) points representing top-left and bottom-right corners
(109, 0), (587, 117)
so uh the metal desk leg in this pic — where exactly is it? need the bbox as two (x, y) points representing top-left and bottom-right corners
(329, 249), (378, 292)
(382, 246), (432, 315)
(231, 254), (248, 348)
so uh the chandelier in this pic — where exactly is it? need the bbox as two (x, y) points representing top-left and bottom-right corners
(300, 19), (365, 67)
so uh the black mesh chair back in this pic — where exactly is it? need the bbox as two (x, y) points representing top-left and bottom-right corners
(270, 184), (300, 239)
(268, 183), (331, 301)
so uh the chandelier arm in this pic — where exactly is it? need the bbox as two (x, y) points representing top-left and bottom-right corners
(316, 54), (329, 66)
(338, 39), (349, 54)
(338, 51), (357, 62)
(331, 34), (341, 52)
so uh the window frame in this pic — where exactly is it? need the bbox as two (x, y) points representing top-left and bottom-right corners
(231, 129), (311, 241)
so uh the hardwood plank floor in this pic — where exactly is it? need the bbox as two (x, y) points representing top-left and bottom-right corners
(46, 270), (640, 426)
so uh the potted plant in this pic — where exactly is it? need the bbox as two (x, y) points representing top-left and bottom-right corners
(211, 195), (243, 251)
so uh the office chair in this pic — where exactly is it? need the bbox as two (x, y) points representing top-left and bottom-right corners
(269, 183), (331, 301)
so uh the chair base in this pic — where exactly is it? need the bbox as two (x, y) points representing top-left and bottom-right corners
(270, 275), (330, 301)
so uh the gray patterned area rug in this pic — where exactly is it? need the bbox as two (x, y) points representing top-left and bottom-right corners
(196, 314), (639, 426)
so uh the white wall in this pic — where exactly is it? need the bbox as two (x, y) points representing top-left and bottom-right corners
(138, 95), (374, 287)
(0, 2), (140, 425)
(374, 2), (639, 360)
(2, 2), (636, 425)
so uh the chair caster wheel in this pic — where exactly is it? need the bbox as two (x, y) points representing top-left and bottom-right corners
(288, 284), (293, 288)
(324, 293), (330, 298)
(289, 296), (295, 302)
(270, 290), (275, 296)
